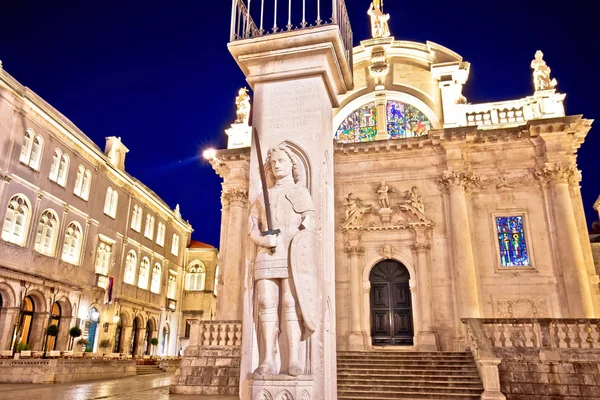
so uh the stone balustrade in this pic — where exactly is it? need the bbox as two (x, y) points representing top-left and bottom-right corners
(455, 90), (565, 129)
(192, 320), (243, 348)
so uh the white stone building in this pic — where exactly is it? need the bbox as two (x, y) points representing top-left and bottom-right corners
(0, 65), (217, 356)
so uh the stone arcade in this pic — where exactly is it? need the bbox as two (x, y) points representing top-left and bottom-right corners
(172, 1), (600, 399)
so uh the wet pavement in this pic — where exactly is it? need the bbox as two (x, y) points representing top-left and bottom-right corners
(0, 373), (237, 400)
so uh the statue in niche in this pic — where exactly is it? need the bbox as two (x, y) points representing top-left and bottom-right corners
(367, 0), (390, 39)
(235, 87), (251, 125)
(249, 144), (317, 377)
(343, 193), (372, 228)
(531, 50), (557, 91)
(377, 181), (391, 209)
(407, 186), (424, 214)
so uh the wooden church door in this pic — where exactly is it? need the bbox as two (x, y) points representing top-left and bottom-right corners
(370, 260), (414, 345)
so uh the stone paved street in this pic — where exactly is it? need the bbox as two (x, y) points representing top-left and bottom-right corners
(0, 373), (237, 400)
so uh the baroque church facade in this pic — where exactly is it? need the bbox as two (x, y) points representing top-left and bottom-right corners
(0, 63), (218, 356)
(205, 6), (598, 357)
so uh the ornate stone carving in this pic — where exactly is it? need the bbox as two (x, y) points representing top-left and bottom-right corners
(248, 144), (317, 377)
(369, 47), (389, 90)
(376, 180), (391, 209)
(258, 390), (273, 400)
(380, 244), (393, 259)
(235, 87), (251, 125)
(221, 188), (248, 206)
(406, 186), (424, 213)
(497, 299), (548, 318)
(481, 172), (536, 190)
(301, 391), (310, 400)
(412, 243), (431, 252)
(342, 193), (372, 228)
(438, 170), (482, 192)
(36, 192), (44, 199)
(536, 162), (580, 185)
(0, 173), (11, 183)
(367, 0), (390, 39)
(277, 390), (293, 400)
(345, 246), (364, 257)
(531, 50), (557, 92)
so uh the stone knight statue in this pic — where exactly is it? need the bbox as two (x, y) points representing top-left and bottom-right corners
(531, 50), (557, 91)
(249, 144), (317, 377)
(235, 87), (251, 125)
(368, 0), (390, 39)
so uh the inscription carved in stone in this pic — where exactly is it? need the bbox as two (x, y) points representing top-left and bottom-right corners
(497, 299), (548, 318)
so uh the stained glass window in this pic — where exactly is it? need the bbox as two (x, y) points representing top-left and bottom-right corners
(387, 101), (431, 139)
(335, 102), (378, 143)
(496, 216), (530, 267)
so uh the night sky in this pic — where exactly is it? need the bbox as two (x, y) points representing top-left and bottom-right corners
(1, 1), (599, 247)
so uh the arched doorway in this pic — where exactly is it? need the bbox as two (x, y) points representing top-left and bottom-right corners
(143, 320), (152, 355)
(45, 302), (61, 351)
(113, 316), (123, 353)
(130, 317), (139, 356)
(370, 260), (414, 346)
(84, 307), (100, 352)
(18, 296), (35, 346)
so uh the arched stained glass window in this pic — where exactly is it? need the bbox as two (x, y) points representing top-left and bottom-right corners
(335, 102), (378, 143)
(496, 216), (530, 267)
(386, 100), (431, 139)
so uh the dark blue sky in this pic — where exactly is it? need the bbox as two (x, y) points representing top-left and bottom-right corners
(1, 1), (599, 247)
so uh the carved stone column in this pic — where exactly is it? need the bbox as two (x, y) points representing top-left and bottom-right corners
(56, 316), (73, 351)
(136, 327), (147, 356)
(538, 163), (595, 317)
(218, 188), (248, 321)
(439, 171), (481, 320)
(412, 238), (438, 351)
(345, 234), (365, 350)
(121, 325), (132, 354)
(0, 307), (18, 350)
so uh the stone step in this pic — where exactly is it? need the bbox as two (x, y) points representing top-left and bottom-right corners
(338, 385), (484, 395)
(338, 394), (480, 400)
(338, 360), (477, 366)
(338, 378), (483, 387)
(338, 365), (478, 371)
(135, 365), (164, 375)
(338, 368), (479, 377)
(338, 373), (482, 382)
(338, 351), (472, 356)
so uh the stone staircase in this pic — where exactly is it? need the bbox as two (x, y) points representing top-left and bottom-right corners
(135, 363), (164, 375)
(337, 351), (484, 399)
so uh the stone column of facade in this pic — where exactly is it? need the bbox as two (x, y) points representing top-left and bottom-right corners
(0, 307), (18, 350)
(345, 234), (365, 350)
(374, 97), (388, 141)
(218, 189), (247, 320)
(30, 311), (47, 351)
(539, 163), (595, 317)
(412, 237), (438, 351)
(230, 24), (353, 400)
(56, 316), (73, 351)
(121, 325), (133, 354)
(439, 171), (481, 321)
(136, 328), (146, 356)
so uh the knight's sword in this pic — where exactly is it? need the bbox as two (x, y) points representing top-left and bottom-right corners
(252, 128), (280, 237)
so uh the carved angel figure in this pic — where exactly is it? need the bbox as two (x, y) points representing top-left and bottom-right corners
(235, 87), (251, 125)
(531, 50), (557, 91)
(407, 186), (424, 214)
(367, 0), (390, 39)
(344, 193), (372, 228)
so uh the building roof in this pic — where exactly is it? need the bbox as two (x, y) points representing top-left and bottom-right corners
(188, 240), (215, 249)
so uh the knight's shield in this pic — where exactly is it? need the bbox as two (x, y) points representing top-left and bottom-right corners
(289, 229), (319, 333)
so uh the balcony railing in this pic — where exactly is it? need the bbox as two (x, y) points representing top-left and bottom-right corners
(189, 321), (242, 348)
(230, 0), (353, 69)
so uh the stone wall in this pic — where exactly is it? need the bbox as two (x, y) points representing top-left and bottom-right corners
(171, 347), (240, 395)
(590, 242), (600, 275)
(497, 348), (600, 399)
(0, 359), (136, 383)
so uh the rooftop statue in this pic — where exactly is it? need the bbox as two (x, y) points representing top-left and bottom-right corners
(368, 0), (390, 39)
(531, 50), (557, 91)
(235, 87), (251, 125)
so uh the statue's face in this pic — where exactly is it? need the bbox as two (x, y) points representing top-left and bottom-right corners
(269, 150), (293, 180)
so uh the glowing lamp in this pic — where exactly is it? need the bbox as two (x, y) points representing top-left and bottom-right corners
(90, 310), (100, 322)
(203, 148), (217, 160)
(113, 313), (120, 324)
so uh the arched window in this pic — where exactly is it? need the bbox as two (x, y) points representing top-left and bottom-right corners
(2, 195), (31, 246)
(49, 149), (61, 182)
(45, 302), (61, 351)
(138, 257), (150, 289)
(131, 205), (140, 231)
(124, 251), (137, 284)
(18, 296), (35, 345)
(34, 209), (59, 256)
(29, 135), (43, 170)
(81, 170), (92, 200)
(57, 154), (69, 186)
(104, 187), (118, 218)
(185, 261), (206, 291)
(151, 263), (161, 294)
(214, 264), (219, 296)
(19, 130), (33, 163)
(73, 165), (84, 194)
(156, 222), (165, 246)
(171, 233), (180, 256)
(95, 241), (112, 276)
(136, 206), (143, 231)
(167, 272), (177, 299)
(104, 187), (113, 215)
(61, 222), (82, 265)
(144, 214), (154, 239)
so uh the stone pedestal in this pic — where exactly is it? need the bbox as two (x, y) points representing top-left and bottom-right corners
(377, 208), (394, 224)
(250, 375), (313, 400)
(229, 25), (352, 400)
(226, 123), (252, 149)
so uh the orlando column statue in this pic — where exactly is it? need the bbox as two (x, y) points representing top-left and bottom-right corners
(249, 143), (317, 378)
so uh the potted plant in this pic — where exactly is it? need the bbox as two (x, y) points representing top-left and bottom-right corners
(46, 324), (59, 337)
(76, 338), (89, 354)
(69, 326), (82, 351)
(14, 342), (30, 359)
(99, 339), (112, 355)
(150, 337), (159, 356)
